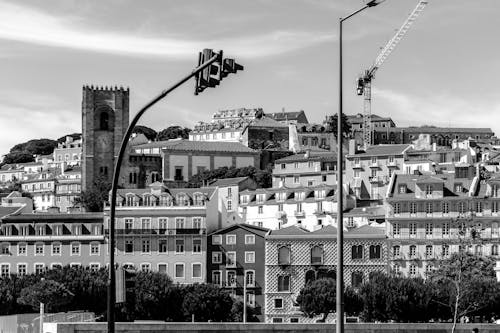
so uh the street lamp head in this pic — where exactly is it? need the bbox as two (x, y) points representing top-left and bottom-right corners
(366, 0), (385, 7)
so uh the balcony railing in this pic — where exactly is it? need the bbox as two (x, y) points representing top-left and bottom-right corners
(294, 210), (305, 217)
(112, 228), (206, 236)
(369, 176), (381, 183)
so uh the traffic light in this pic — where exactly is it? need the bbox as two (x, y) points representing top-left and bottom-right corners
(195, 49), (244, 95)
(356, 77), (365, 95)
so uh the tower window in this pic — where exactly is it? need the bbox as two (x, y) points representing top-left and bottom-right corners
(100, 112), (109, 130)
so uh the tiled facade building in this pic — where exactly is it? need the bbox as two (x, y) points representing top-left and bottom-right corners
(373, 127), (494, 146)
(0, 212), (105, 276)
(386, 167), (500, 278)
(207, 224), (268, 321)
(264, 224), (387, 323)
(294, 123), (335, 152)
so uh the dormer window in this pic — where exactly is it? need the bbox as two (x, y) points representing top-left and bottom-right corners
(295, 192), (305, 201)
(493, 184), (499, 197)
(277, 192), (287, 202)
(257, 194), (266, 203)
(176, 194), (187, 206)
(398, 184), (407, 194)
(240, 195), (248, 204)
(126, 195), (134, 206)
(371, 157), (377, 164)
(315, 190), (326, 199)
(454, 183), (463, 193)
(425, 185), (433, 195)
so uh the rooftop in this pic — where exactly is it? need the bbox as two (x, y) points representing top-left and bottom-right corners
(209, 223), (269, 236)
(275, 151), (336, 163)
(133, 140), (258, 154)
(209, 177), (251, 187)
(266, 224), (386, 239)
(349, 144), (411, 157)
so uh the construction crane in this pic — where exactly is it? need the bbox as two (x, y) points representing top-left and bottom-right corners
(357, 0), (428, 149)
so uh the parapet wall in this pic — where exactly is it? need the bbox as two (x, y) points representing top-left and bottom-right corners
(44, 322), (500, 333)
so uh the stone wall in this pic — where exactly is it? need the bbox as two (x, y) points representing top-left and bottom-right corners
(45, 322), (500, 333)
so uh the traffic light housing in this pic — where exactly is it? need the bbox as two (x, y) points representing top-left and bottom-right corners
(195, 49), (244, 95)
(356, 77), (365, 95)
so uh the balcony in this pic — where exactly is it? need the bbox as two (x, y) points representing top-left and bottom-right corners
(369, 176), (381, 183)
(222, 280), (237, 288)
(387, 160), (398, 168)
(391, 253), (406, 261)
(275, 211), (287, 219)
(352, 162), (363, 169)
(114, 228), (205, 236)
(313, 210), (327, 216)
(369, 162), (380, 168)
(294, 210), (305, 217)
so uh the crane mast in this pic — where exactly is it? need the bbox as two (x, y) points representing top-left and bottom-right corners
(358, 0), (428, 149)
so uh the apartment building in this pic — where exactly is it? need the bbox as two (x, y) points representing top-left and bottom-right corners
(264, 224), (387, 323)
(385, 166), (500, 278)
(55, 166), (82, 212)
(346, 142), (411, 202)
(239, 185), (355, 231)
(272, 150), (337, 188)
(0, 212), (105, 276)
(21, 171), (57, 211)
(207, 224), (268, 321)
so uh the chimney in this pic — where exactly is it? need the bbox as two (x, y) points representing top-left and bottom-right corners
(349, 139), (357, 155)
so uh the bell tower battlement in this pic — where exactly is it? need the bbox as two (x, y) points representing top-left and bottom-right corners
(82, 85), (130, 191)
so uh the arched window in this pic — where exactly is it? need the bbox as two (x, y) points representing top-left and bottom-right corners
(492, 244), (498, 256)
(245, 270), (255, 287)
(305, 270), (316, 285)
(143, 195), (151, 207)
(126, 195), (134, 206)
(351, 245), (363, 259)
(278, 246), (291, 266)
(193, 193), (205, 206)
(351, 271), (363, 287)
(100, 112), (109, 130)
(176, 193), (187, 206)
(369, 245), (381, 259)
(310, 245), (323, 265)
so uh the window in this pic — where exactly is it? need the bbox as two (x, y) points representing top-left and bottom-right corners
(246, 292), (255, 307)
(175, 264), (184, 278)
(425, 223), (433, 236)
(393, 203), (401, 214)
(227, 271), (236, 287)
(192, 238), (201, 253)
(90, 243), (100, 255)
(34, 264), (44, 274)
(393, 263), (401, 275)
(226, 235), (236, 245)
(442, 202), (449, 214)
(369, 245), (381, 259)
(71, 243), (80, 256)
(296, 202), (302, 212)
(354, 170), (360, 178)
(17, 264), (27, 276)
(458, 201), (466, 214)
(245, 234), (255, 244)
(455, 183), (463, 193)
(227, 200), (232, 211)
(159, 239), (167, 253)
(393, 223), (400, 236)
(226, 252), (236, 267)
(35, 243), (44, 255)
(142, 239), (150, 253)
(442, 244), (450, 257)
(492, 245), (498, 256)
(425, 185), (433, 195)
(192, 263), (202, 278)
(258, 206), (263, 214)
(409, 223), (417, 236)
(175, 218), (185, 229)
(476, 201), (483, 213)
(175, 238), (184, 253)
(281, 163), (286, 169)
(90, 264), (100, 272)
(245, 270), (255, 287)
(493, 202), (499, 213)
(410, 202), (417, 214)
(351, 245), (363, 259)
(311, 245), (323, 265)
(274, 299), (283, 309)
(492, 222), (499, 237)
(212, 271), (222, 286)
(277, 275), (290, 292)
(124, 218), (133, 230)
(18, 243), (27, 256)
(212, 252), (222, 264)
(409, 264), (417, 277)
(278, 246), (291, 265)
(293, 176), (299, 184)
(442, 223), (450, 236)
(409, 245), (417, 258)
(425, 202), (433, 214)
(393, 245), (400, 257)
(1, 264), (10, 277)
(475, 245), (482, 256)
(426, 245), (433, 257)
(245, 251), (255, 263)
(141, 263), (151, 272)
(125, 240), (133, 253)
(141, 218), (151, 230)
(351, 271), (363, 287)
(212, 235), (222, 245)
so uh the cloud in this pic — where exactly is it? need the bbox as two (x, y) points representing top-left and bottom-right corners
(374, 88), (500, 134)
(0, 1), (335, 59)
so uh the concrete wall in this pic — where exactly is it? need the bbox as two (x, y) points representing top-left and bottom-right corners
(45, 322), (500, 333)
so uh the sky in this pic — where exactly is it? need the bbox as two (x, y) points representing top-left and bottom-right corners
(1, 0), (500, 156)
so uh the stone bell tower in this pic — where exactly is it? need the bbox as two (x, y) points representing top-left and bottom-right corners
(82, 85), (129, 191)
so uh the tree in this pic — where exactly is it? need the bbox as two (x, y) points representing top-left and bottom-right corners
(182, 284), (234, 322)
(17, 279), (74, 312)
(156, 126), (191, 141)
(327, 114), (351, 139)
(188, 166), (272, 188)
(133, 126), (157, 141)
(296, 278), (336, 322)
(132, 271), (174, 320)
(10, 138), (58, 156)
(1, 151), (35, 165)
(74, 175), (111, 212)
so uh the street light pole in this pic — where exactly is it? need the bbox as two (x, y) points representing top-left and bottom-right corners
(337, 2), (383, 333)
(106, 53), (222, 333)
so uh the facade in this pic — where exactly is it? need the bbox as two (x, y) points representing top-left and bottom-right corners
(385, 167), (500, 278)
(132, 140), (260, 183)
(346, 142), (411, 202)
(239, 185), (355, 231)
(0, 164), (24, 188)
(347, 113), (396, 132)
(82, 85), (129, 191)
(123, 153), (162, 189)
(264, 224), (387, 323)
(55, 166), (82, 212)
(272, 151), (337, 188)
(207, 224), (268, 321)
(266, 110), (309, 125)
(53, 135), (82, 168)
(21, 171), (57, 211)
(0, 212), (105, 276)
(295, 124), (335, 152)
(372, 127), (495, 146)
